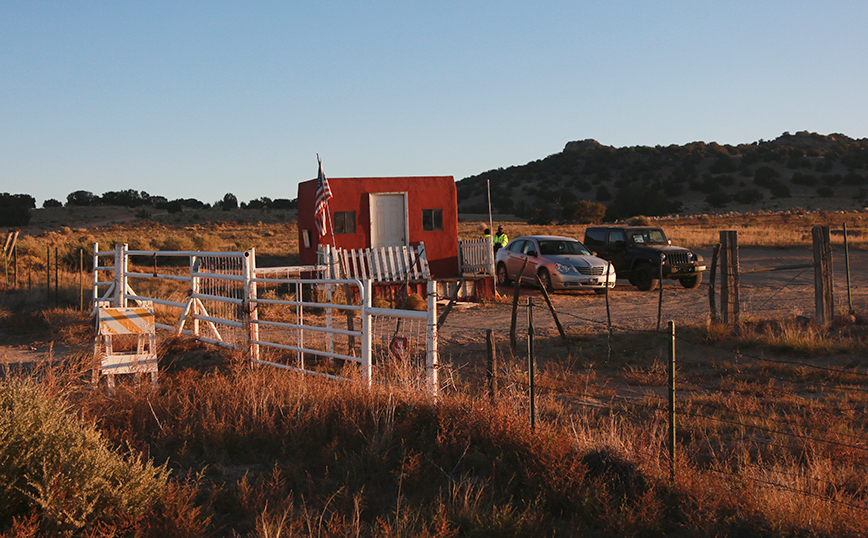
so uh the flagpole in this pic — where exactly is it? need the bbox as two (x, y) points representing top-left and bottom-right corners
(318, 153), (339, 277)
(487, 179), (498, 297)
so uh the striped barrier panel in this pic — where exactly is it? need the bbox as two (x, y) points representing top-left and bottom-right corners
(94, 306), (158, 385)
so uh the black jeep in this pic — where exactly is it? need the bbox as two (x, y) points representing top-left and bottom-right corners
(583, 226), (706, 291)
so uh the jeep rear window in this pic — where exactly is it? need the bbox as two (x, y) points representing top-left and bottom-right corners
(584, 229), (606, 246)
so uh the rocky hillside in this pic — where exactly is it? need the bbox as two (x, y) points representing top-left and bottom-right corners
(457, 131), (868, 221)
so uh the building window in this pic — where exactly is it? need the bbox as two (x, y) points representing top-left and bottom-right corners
(422, 209), (443, 231)
(333, 211), (356, 234)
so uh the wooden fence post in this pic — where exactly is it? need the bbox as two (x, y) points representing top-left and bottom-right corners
(812, 226), (834, 326)
(708, 244), (720, 323)
(486, 329), (497, 404)
(719, 231), (740, 327)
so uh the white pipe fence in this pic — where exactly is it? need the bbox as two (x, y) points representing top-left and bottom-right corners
(92, 243), (439, 393)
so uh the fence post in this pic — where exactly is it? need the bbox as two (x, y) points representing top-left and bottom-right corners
(92, 243), (99, 310)
(46, 245), (50, 301)
(668, 320), (676, 484)
(427, 280), (439, 397)
(54, 246), (59, 307)
(510, 258), (529, 353)
(361, 279), (373, 387)
(720, 231), (739, 327)
(657, 259), (664, 331)
(537, 276), (566, 341)
(708, 244), (720, 323)
(527, 297), (535, 430)
(79, 248), (83, 311)
(244, 248), (259, 362)
(486, 329), (497, 404)
(114, 244), (126, 307)
(812, 226), (834, 326)
(844, 223), (854, 315)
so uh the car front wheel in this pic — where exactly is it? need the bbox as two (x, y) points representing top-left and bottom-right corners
(497, 263), (511, 285)
(537, 269), (553, 293)
(634, 264), (659, 291)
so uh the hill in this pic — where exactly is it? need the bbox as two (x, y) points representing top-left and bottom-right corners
(457, 131), (868, 221)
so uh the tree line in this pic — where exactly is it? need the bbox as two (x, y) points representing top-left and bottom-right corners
(0, 190), (298, 227)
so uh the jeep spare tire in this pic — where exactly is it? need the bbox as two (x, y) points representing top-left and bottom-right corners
(680, 273), (702, 289)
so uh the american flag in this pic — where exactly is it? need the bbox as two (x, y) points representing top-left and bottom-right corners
(314, 155), (332, 237)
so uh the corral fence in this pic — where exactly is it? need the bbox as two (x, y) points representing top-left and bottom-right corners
(710, 225), (839, 326)
(92, 243), (439, 393)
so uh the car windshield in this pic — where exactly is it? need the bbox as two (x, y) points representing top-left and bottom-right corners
(629, 229), (668, 245)
(538, 240), (591, 256)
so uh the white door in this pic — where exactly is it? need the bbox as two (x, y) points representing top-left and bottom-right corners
(370, 193), (407, 248)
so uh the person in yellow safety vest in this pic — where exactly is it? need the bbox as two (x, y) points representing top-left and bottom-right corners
(493, 225), (508, 253)
(482, 228), (491, 243)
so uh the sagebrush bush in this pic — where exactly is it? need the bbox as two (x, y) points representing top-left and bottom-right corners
(0, 379), (169, 534)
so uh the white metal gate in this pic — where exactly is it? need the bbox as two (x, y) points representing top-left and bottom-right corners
(93, 243), (439, 393)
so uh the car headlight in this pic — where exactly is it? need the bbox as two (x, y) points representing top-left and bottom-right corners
(555, 263), (576, 274)
(659, 253), (666, 262)
(687, 252), (696, 262)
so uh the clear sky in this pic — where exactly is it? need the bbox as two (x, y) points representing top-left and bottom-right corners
(3, 1), (867, 206)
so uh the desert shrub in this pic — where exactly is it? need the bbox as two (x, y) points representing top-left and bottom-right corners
(159, 235), (196, 252)
(561, 200), (606, 224)
(0, 379), (169, 534)
(733, 189), (763, 204)
(817, 186), (835, 198)
(705, 191), (732, 208)
(627, 215), (651, 226)
(403, 293), (426, 311)
(792, 172), (819, 186)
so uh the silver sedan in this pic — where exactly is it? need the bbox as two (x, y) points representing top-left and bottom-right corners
(495, 235), (617, 293)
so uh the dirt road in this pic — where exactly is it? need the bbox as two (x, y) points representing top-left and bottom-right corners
(437, 247), (868, 346)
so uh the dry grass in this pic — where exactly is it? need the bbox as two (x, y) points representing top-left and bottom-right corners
(2, 210), (868, 536)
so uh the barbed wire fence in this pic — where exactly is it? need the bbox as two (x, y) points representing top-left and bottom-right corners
(433, 229), (868, 516)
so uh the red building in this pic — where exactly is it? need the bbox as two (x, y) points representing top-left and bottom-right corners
(297, 176), (459, 278)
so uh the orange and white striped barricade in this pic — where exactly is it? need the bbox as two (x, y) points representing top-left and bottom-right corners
(93, 303), (157, 390)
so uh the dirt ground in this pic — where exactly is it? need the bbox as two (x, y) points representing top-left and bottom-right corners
(437, 247), (868, 346)
(3, 247), (865, 372)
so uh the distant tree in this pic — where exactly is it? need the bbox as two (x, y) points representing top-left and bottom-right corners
(218, 193), (238, 211)
(0, 194), (31, 226)
(595, 185), (612, 202)
(733, 189), (763, 204)
(100, 189), (144, 207)
(753, 166), (779, 188)
(66, 190), (97, 207)
(816, 186), (835, 198)
(528, 204), (553, 225)
(705, 191), (732, 208)
(768, 180), (791, 198)
(561, 200), (606, 224)
(271, 198), (297, 210)
(605, 186), (682, 221)
(42, 198), (63, 208)
(12, 194), (36, 209)
(246, 197), (272, 209)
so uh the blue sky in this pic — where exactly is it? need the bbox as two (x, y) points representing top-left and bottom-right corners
(3, 1), (867, 206)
